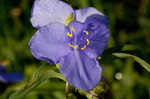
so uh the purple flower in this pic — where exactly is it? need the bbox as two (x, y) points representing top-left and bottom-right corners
(29, 0), (110, 90)
(0, 65), (23, 83)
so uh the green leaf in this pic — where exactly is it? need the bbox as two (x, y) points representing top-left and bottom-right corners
(9, 66), (65, 99)
(112, 53), (150, 72)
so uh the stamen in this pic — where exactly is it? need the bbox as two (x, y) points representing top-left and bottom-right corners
(83, 30), (88, 35)
(67, 32), (72, 37)
(81, 45), (87, 50)
(67, 28), (90, 51)
(86, 39), (90, 45)
(72, 27), (75, 32)
(68, 43), (74, 48)
(74, 45), (79, 50)
(68, 43), (79, 50)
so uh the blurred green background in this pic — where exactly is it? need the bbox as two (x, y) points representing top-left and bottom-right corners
(0, 0), (150, 99)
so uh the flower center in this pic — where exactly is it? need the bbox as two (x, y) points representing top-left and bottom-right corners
(67, 26), (90, 51)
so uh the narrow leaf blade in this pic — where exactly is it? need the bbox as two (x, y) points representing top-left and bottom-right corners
(9, 66), (65, 99)
(112, 53), (150, 72)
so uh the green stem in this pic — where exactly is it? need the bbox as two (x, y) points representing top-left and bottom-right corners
(65, 81), (69, 99)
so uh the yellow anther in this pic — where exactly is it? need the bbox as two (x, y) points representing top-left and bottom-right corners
(81, 45), (87, 50)
(86, 39), (90, 45)
(83, 30), (88, 35)
(68, 43), (74, 48)
(67, 32), (72, 37)
(72, 27), (75, 32)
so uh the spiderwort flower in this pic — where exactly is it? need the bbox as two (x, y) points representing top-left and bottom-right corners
(0, 65), (23, 83)
(29, 0), (110, 90)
